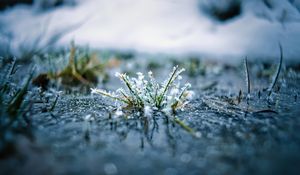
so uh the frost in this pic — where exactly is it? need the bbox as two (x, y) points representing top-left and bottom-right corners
(84, 114), (94, 122)
(91, 65), (193, 114)
(114, 108), (123, 117)
(144, 106), (153, 117)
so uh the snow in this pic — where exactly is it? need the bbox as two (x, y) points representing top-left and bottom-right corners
(0, 0), (300, 61)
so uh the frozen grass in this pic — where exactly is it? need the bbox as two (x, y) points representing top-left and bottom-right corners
(267, 43), (283, 96)
(32, 43), (110, 90)
(203, 45), (285, 117)
(0, 58), (34, 157)
(91, 65), (193, 114)
(244, 57), (251, 104)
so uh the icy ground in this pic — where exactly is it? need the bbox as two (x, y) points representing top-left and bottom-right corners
(1, 0), (300, 61)
(1, 57), (300, 175)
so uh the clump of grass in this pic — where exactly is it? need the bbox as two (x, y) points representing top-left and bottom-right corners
(54, 43), (101, 86)
(185, 58), (206, 77)
(0, 58), (34, 157)
(91, 65), (194, 114)
(33, 42), (108, 90)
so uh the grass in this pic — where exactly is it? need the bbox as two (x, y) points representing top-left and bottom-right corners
(33, 42), (109, 90)
(267, 43), (283, 96)
(203, 45), (285, 117)
(91, 65), (197, 137)
(0, 43), (291, 155)
(244, 57), (251, 104)
(91, 65), (194, 114)
(0, 58), (34, 157)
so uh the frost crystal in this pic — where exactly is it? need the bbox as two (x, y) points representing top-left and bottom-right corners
(144, 106), (152, 117)
(115, 108), (123, 117)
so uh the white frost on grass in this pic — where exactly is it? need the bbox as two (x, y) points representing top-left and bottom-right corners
(92, 65), (193, 113)
(0, 0), (300, 61)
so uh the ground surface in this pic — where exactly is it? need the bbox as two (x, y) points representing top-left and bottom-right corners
(1, 56), (300, 175)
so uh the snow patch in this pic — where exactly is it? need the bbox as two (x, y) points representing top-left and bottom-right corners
(0, 0), (300, 61)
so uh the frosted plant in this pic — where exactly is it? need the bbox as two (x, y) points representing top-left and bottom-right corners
(91, 65), (193, 114)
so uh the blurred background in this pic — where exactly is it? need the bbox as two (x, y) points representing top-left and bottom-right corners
(0, 0), (300, 61)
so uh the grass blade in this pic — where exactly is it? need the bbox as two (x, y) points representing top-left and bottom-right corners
(244, 57), (250, 104)
(268, 43), (283, 96)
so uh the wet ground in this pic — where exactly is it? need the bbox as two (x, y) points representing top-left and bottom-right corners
(1, 55), (300, 175)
